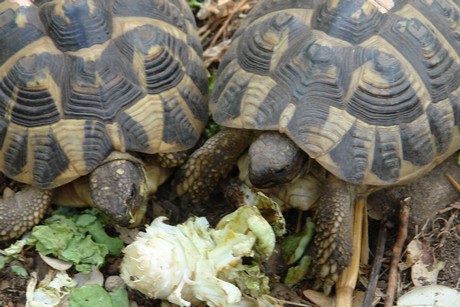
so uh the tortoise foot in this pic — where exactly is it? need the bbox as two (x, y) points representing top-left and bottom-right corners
(0, 186), (53, 241)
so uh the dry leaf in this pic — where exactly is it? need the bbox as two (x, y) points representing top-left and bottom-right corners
(397, 285), (460, 306)
(368, 0), (394, 13)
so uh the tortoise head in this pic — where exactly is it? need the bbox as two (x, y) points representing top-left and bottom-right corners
(89, 157), (148, 227)
(248, 132), (309, 188)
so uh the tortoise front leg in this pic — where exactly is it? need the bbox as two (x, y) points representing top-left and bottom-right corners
(174, 128), (253, 203)
(313, 176), (369, 307)
(314, 176), (354, 295)
(0, 187), (53, 241)
(335, 197), (367, 307)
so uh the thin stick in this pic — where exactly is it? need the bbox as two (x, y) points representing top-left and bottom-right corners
(384, 198), (410, 307)
(209, 0), (249, 47)
(446, 173), (460, 192)
(363, 219), (387, 307)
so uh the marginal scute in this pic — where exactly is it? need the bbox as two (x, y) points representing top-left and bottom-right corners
(426, 101), (453, 154)
(450, 90), (460, 129)
(161, 91), (200, 149)
(3, 129), (28, 179)
(328, 123), (372, 184)
(0, 119), (7, 149)
(253, 83), (291, 129)
(211, 59), (240, 105)
(185, 59), (209, 97)
(177, 76), (208, 123)
(119, 112), (150, 152)
(32, 130), (70, 188)
(82, 120), (112, 171)
(212, 70), (252, 125)
(371, 129), (401, 183)
(400, 116), (434, 166)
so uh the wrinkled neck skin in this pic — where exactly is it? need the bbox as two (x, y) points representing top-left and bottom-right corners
(248, 132), (309, 188)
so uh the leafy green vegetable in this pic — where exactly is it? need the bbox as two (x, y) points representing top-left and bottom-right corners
(10, 264), (28, 277)
(76, 213), (123, 256)
(28, 209), (123, 273)
(69, 285), (113, 307)
(188, 0), (203, 9)
(0, 256), (6, 270)
(204, 116), (221, 139)
(0, 238), (28, 270)
(109, 287), (130, 307)
(284, 256), (312, 287)
(231, 262), (270, 297)
(282, 217), (315, 265)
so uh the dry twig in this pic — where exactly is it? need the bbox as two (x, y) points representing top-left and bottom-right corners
(363, 218), (387, 307)
(384, 198), (410, 307)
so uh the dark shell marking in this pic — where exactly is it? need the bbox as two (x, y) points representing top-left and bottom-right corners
(211, 0), (460, 186)
(0, 0), (208, 188)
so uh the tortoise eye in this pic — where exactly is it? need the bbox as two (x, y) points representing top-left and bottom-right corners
(129, 184), (137, 200)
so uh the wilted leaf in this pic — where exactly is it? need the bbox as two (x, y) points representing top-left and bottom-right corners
(109, 287), (129, 307)
(28, 209), (123, 273)
(282, 218), (315, 265)
(69, 285), (113, 307)
(39, 253), (73, 271)
(10, 264), (28, 277)
(284, 256), (311, 287)
(397, 285), (460, 306)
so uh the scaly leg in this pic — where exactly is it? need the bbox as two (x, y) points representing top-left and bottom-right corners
(335, 197), (367, 307)
(174, 128), (253, 203)
(0, 187), (53, 241)
(314, 176), (354, 295)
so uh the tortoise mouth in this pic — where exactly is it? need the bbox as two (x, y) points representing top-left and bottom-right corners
(248, 167), (303, 188)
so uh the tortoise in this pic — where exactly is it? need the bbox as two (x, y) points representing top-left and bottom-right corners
(174, 0), (460, 304)
(0, 0), (208, 241)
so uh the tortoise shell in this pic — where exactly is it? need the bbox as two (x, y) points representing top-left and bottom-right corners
(211, 0), (460, 186)
(0, 0), (208, 189)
